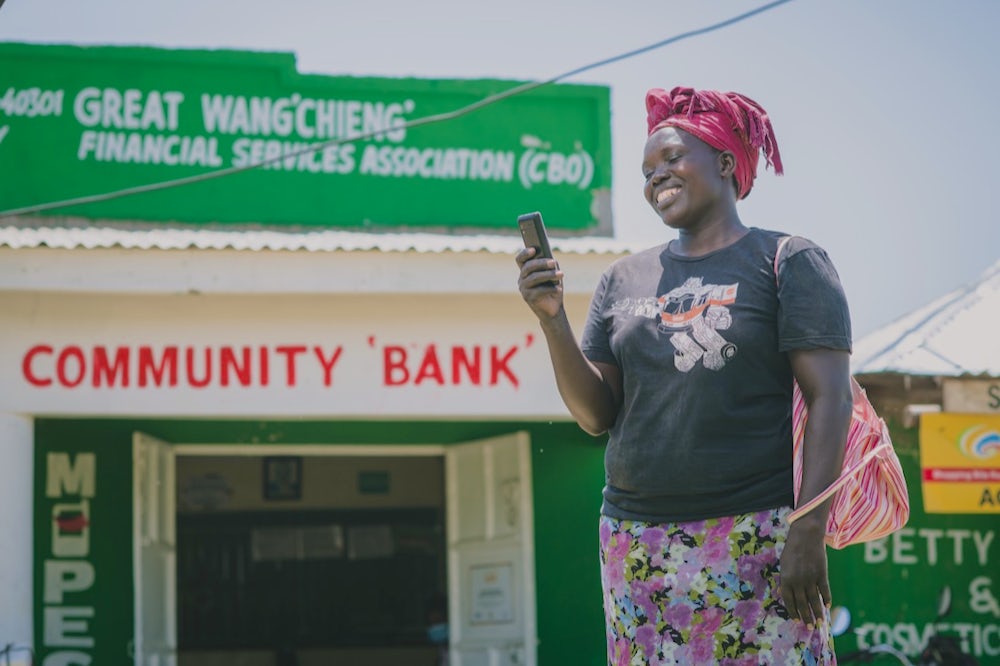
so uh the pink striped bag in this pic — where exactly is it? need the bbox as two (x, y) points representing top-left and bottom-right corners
(775, 237), (910, 549)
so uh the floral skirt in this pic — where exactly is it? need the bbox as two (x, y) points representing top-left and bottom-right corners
(599, 508), (836, 666)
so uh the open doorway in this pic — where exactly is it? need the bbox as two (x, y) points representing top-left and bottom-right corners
(133, 432), (537, 666)
(174, 451), (447, 666)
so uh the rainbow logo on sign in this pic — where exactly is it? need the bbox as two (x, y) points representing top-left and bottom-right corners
(959, 425), (1000, 460)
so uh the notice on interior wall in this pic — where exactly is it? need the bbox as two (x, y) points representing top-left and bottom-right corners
(358, 470), (390, 494)
(179, 472), (233, 511)
(251, 526), (300, 562)
(300, 525), (345, 559)
(347, 524), (394, 560)
(251, 524), (345, 562)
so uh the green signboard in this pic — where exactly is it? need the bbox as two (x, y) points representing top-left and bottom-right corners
(0, 43), (611, 230)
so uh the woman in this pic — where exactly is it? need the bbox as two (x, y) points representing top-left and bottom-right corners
(516, 86), (853, 664)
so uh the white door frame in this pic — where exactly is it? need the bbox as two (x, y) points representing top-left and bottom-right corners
(446, 432), (537, 666)
(161, 440), (538, 657)
(133, 432), (178, 666)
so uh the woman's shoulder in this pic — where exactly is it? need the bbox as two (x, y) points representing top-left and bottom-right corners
(604, 242), (669, 273)
(752, 227), (824, 258)
(760, 229), (845, 288)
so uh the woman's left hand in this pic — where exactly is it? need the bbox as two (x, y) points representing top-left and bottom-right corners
(781, 348), (852, 627)
(780, 518), (830, 627)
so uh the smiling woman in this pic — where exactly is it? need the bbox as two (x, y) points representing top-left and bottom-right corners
(516, 85), (854, 665)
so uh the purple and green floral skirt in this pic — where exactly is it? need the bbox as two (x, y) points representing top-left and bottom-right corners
(599, 507), (836, 665)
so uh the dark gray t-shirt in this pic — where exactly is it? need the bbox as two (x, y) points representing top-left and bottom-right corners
(581, 228), (852, 522)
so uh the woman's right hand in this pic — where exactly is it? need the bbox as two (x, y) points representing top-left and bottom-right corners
(515, 247), (620, 434)
(516, 247), (565, 320)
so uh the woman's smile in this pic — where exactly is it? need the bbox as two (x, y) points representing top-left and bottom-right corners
(655, 186), (681, 209)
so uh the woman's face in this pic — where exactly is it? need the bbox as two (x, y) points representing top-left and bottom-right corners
(642, 126), (730, 230)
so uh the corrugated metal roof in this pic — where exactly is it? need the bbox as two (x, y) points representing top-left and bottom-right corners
(0, 218), (643, 255)
(853, 258), (1000, 377)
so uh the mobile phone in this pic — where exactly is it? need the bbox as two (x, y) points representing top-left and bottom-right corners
(517, 211), (553, 260)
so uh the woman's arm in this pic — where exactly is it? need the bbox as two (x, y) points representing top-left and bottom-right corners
(516, 248), (622, 435)
(780, 348), (853, 627)
(540, 312), (622, 435)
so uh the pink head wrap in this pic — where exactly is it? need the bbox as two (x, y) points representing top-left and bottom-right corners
(645, 86), (783, 199)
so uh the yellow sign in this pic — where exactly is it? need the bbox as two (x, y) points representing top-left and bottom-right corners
(920, 413), (1000, 513)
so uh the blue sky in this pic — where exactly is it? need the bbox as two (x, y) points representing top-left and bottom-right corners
(2, 0), (998, 338)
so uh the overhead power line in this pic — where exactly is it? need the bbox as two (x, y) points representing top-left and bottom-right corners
(0, 0), (795, 219)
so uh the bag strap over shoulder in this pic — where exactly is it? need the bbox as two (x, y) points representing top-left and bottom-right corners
(773, 235), (793, 280)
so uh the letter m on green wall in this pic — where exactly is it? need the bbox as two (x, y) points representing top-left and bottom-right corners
(46, 453), (96, 498)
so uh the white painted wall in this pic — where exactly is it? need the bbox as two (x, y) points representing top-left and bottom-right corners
(0, 412), (34, 661)
(0, 244), (620, 419)
(0, 245), (620, 297)
(1, 291), (591, 418)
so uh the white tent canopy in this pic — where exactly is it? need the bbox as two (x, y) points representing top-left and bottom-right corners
(852, 258), (1000, 377)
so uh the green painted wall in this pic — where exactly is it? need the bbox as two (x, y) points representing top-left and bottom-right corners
(34, 417), (608, 666)
(39, 416), (996, 664)
(827, 419), (1000, 664)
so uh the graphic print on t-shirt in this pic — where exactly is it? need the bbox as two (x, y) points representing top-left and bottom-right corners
(658, 277), (739, 371)
(610, 277), (740, 372)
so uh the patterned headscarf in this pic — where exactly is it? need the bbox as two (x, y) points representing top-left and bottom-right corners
(646, 86), (783, 199)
